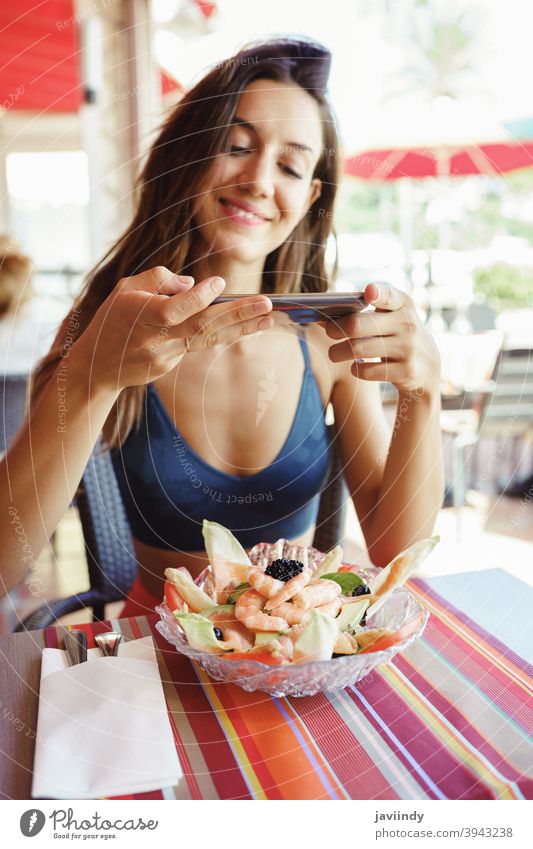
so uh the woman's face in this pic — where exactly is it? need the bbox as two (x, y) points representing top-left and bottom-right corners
(193, 78), (323, 266)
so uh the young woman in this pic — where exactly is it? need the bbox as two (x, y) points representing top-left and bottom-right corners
(0, 38), (443, 616)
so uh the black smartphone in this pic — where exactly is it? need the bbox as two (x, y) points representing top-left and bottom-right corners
(213, 292), (368, 324)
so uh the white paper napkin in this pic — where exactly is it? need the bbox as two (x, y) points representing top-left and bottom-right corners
(31, 636), (182, 799)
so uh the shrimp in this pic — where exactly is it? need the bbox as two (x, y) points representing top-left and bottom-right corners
(248, 569), (284, 599)
(293, 579), (341, 610)
(268, 601), (311, 626)
(315, 597), (343, 617)
(221, 624), (254, 651)
(235, 589), (289, 632)
(264, 567), (312, 610)
(276, 634), (294, 661)
(208, 609), (254, 651)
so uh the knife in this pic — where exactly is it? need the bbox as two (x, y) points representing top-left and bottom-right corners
(64, 630), (88, 666)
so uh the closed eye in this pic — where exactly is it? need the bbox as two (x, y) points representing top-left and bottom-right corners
(281, 164), (303, 179)
(228, 145), (302, 179)
(229, 145), (252, 155)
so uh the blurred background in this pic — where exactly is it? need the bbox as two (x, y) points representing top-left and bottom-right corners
(1, 0), (532, 629)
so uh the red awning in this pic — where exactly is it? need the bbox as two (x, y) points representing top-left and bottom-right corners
(0, 0), (83, 113)
(161, 68), (183, 97)
(0, 1), (183, 115)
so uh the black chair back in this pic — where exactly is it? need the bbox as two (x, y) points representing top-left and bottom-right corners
(1, 373), (28, 455)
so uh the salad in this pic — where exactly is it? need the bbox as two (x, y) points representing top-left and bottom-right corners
(162, 521), (439, 667)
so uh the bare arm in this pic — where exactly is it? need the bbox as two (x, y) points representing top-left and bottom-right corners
(332, 374), (443, 567)
(327, 283), (444, 567)
(1, 357), (119, 594)
(0, 267), (274, 595)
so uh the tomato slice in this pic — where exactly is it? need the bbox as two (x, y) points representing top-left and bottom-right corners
(357, 612), (426, 654)
(164, 580), (186, 612)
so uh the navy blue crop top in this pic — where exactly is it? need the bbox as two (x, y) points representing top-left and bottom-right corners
(111, 329), (331, 550)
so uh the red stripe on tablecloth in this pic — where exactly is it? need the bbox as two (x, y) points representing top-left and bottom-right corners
(190, 668), (341, 799)
(394, 653), (532, 795)
(151, 625), (252, 799)
(410, 579), (533, 677)
(352, 673), (493, 800)
(127, 617), (144, 640)
(204, 681), (283, 799)
(420, 618), (532, 736)
(289, 693), (400, 800)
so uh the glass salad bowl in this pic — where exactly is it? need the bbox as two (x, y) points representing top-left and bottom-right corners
(155, 540), (429, 698)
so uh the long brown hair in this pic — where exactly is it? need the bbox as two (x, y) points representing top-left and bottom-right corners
(32, 37), (340, 448)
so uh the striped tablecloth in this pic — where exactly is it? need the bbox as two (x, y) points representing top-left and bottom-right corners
(42, 572), (533, 801)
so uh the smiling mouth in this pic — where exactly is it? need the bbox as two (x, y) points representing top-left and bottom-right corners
(219, 198), (272, 223)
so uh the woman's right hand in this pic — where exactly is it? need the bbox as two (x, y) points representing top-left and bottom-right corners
(71, 267), (273, 392)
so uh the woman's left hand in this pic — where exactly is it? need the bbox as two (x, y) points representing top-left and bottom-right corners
(323, 283), (441, 396)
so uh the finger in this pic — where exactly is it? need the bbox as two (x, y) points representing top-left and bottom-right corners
(157, 275), (195, 295)
(324, 310), (395, 340)
(364, 282), (406, 311)
(167, 295), (272, 341)
(177, 312), (275, 352)
(120, 265), (195, 296)
(146, 276), (226, 327)
(350, 359), (403, 382)
(329, 336), (401, 363)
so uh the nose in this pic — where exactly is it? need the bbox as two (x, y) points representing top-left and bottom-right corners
(238, 151), (275, 199)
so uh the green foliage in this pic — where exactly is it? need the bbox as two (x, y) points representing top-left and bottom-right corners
(474, 264), (533, 311)
(334, 179), (399, 234)
(337, 171), (533, 252)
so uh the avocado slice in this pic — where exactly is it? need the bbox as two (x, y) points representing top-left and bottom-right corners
(173, 612), (233, 653)
(202, 604), (235, 618)
(335, 599), (370, 632)
(254, 631), (283, 646)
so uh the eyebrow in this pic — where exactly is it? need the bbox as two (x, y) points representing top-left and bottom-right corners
(232, 116), (315, 156)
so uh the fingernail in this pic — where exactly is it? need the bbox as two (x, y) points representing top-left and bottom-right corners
(258, 317), (273, 330)
(177, 275), (194, 285)
(211, 277), (226, 293)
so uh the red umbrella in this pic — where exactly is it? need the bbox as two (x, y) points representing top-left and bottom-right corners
(345, 141), (533, 180)
(344, 98), (533, 180)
